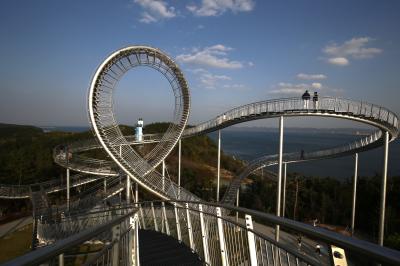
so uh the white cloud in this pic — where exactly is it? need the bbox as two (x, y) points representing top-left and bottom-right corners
(328, 57), (349, 66)
(311, 82), (322, 89)
(296, 73), (327, 80)
(199, 72), (231, 89)
(176, 45), (244, 69)
(187, 0), (255, 16)
(269, 82), (342, 96)
(323, 37), (382, 66)
(134, 0), (176, 23)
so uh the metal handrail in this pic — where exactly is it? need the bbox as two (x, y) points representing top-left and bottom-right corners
(146, 200), (400, 265)
(1, 210), (136, 266)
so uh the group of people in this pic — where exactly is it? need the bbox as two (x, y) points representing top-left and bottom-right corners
(302, 90), (319, 110)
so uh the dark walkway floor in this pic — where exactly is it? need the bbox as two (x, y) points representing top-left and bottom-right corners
(139, 229), (203, 266)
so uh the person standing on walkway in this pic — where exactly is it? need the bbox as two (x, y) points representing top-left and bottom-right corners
(313, 91), (319, 110)
(302, 90), (311, 109)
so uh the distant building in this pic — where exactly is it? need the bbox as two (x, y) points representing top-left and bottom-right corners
(135, 118), (143, 142)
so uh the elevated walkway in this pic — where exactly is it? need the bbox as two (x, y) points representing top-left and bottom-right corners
(139, 229), (203, 266)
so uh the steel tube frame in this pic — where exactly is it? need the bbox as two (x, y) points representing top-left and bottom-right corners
(275, 116), (284, 242)
(351, 153), (358, 236)
(379, 131), (389, 246)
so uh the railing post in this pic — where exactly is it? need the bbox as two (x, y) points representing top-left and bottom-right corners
(58, 254), (64, 266)
(111, 224), (120, 266)
(151, 202), (158, 231)
(379, 131), (389, 246)
(186, 203), (194, 250)
(126, 175), (130, 204)
(174, 203), (182, 242)
(139, 204), (146, 229)
(217, 130), (222, 202)
(236, 188), (240, 224)
(162, 202), (170, 235)
(135, 182), (139, 203)
(245, 215), (258, 266)
(351, 153), (358, 236)
(216, 207), (229, 266)
(199, 204), (210, 264)
(130, 213), (140, 266)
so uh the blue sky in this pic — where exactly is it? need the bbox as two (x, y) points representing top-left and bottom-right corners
(0, 0), (399, 128)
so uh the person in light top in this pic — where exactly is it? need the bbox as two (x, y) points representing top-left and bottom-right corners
(313, 91), (319, 110)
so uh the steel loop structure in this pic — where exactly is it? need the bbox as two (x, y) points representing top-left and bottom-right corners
(88, 45), (202, 203)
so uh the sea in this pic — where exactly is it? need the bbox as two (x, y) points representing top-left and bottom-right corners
(208, 128), (400, 180)
(41, 126), (400, 180)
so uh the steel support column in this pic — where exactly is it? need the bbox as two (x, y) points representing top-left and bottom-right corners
(351, 153), (358, 236)
(379, 131), (389, 246)
(275, 116), (284, 242)
(217, 130), (221, 202)
(282, 163), (287, 218)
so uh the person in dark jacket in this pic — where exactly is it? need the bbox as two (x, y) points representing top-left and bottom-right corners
(302, 90), (311, 109)
(313, 91), (319, 110)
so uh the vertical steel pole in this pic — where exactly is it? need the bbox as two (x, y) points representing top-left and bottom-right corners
(66, 169), (70, 210)
(217, 130), (221, 202)
(351, 153), (358, 236)
(111, 224), (120, 266)
(58, 254), (64, 266)
(162, 160), (165, 192)
(275, 116), (284, 242)
(236, 188), (240, 224)
(379, 131), (389, 246)
(174, 203), (182, 242)
(199, 204), (210, 264)
(162, 202), (170, 235)
(104, 178), (107, 193)
(151, 202), (158, 231)
(178, 139), (181, 199)
(282, 163), (287, 218)
(245, 215), (258, 266)
(135, 182), (139, 203)
(186, 203), (194, 250)
(216, 207), (229, 266)
(126, 177), (130, 204)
